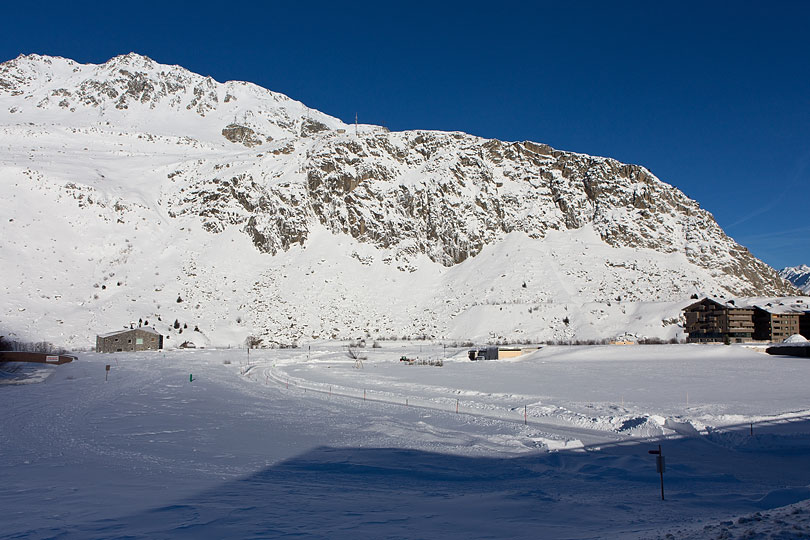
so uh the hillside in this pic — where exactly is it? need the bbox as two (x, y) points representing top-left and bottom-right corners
(0, 53), (797, 348)
(780, 265), (810, 294)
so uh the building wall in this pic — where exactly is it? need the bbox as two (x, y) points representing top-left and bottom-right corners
(684, 299), (754, 343)
(96, 329), (163, 353)
(753, 309), (801, 342)
(800, 313), (810, 339)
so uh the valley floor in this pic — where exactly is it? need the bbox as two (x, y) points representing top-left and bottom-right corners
(2, 343), (810, 539)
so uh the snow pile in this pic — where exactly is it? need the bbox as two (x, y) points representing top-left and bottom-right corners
(784, 334), (808, 343)
(655, 500), (810, 539)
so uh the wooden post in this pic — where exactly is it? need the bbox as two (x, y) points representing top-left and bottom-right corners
(648, 444), (665, 500)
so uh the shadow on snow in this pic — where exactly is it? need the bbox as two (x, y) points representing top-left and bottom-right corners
(20, 417), (810, 540)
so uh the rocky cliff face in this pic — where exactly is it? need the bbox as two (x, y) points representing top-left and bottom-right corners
(0, 53), (798, 347)
(163, 125), (793, 297)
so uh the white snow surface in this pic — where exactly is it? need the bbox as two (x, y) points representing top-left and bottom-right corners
(2, 343), (810, 538)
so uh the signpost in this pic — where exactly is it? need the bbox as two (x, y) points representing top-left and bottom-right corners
(648, 444), (666, 500)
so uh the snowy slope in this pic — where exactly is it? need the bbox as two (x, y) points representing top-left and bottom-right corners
(2, 345), (810, 538)
(0, 53), (798, 348)
(780, 265), (810, 294)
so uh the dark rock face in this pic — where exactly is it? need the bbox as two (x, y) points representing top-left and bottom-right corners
(222, 124), (265, 147)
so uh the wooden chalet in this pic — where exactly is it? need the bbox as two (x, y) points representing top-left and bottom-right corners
(683, 298), (755, 343)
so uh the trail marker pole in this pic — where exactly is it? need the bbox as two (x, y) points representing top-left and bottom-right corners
(456, 399), (459, 414)
(364, 389), (366, 401)
(406, 398), (408, 407)
(524, 405), (527, 425)
(648, 445), (665, 500)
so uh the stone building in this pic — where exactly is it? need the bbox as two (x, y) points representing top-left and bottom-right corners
(96, 327), (164, 353)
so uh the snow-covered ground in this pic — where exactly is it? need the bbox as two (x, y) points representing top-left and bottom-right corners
(2, 343), (810, 539)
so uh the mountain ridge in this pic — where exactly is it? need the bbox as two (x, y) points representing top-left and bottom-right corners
(0, 53), (798, 347)
(780, 265), (810, 294)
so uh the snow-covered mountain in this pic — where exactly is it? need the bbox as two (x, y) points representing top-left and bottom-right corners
(0, 53), (798, 348)
(779, 265), (810, 294)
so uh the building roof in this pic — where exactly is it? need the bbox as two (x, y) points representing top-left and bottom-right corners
(686, 296), (809, 313)
(97, 327), (163, 338)
(684, 297), (753, 310)
(753, 304), (806, 315)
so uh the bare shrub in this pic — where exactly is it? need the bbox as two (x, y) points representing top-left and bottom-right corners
(346, 346), (367, 360)
(245, 336), (263, 349)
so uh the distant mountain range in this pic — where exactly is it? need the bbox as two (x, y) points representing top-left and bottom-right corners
(0, 53), (798, 348)
(780, 265), (810, 294)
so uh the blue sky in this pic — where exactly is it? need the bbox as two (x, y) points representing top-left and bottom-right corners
(3, 1), (808, 269)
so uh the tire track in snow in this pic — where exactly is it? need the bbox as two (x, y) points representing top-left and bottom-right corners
(248, 361), (633, 449)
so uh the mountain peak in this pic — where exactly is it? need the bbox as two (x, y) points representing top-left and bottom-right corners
(103, 52), (159, 70)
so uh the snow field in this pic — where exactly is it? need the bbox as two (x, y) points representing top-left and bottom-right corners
(3, 343), (810, 538)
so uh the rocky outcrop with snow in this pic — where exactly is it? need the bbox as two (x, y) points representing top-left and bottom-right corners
(0, 53), (798, 347)
(780, 265), (810, 294)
